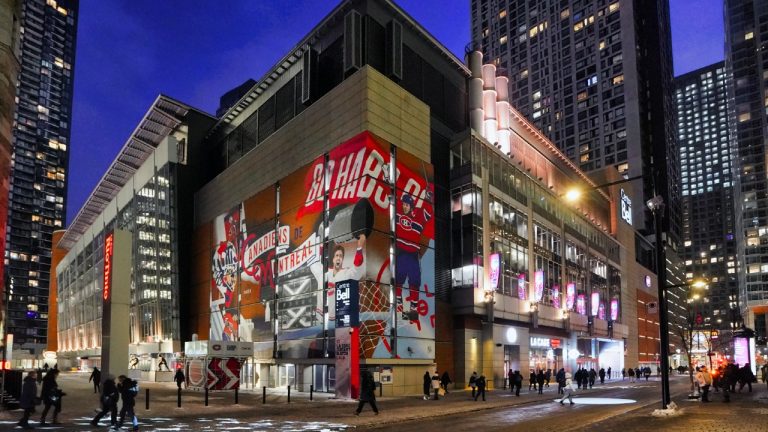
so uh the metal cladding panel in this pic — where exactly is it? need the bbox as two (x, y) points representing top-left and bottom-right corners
(133, 158), (155, 193)
(344, 9), (363, 75)
(386, 20), (403, 80)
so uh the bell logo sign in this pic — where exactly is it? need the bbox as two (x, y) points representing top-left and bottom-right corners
(103, 232), (114, 302)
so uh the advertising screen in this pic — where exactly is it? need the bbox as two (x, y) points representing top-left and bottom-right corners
(207, 132), (435, 360)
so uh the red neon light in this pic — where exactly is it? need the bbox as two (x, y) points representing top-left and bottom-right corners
(103, 232), (114, 301)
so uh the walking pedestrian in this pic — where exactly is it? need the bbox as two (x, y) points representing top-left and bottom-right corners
(89, 367), (102, 393)
(556, 368), (566, 395)
(354, 371), (379, 415)
(117, 375), (139, 431)
(40, 368), (63, 426)
(507, 369), (513, 392)
(536, 370), (545, 394)
(431, 371), (441, 400)
(696, 365), (712, 402)
(598, 368), (606, 385)
(621, 368), (626, 380)
(513, 370), (522, 396)
(469, 371), (478, 398)
(174, 367), (185, 389)
(558, 372), (575, 405)
(607, 367), (612, 380)
(17, 370), (38, 430)
(91, 375), (119, 427)
(627, 367), (635, 383)
(738, 363), (755, 393)
(529, 370), (536, 391)
(440, 371), (452, 394)
(474, 374), (486, 401)
(588, 368), (596, 389)
(422, 371), (431, 400)
(643, 367), (651, 381)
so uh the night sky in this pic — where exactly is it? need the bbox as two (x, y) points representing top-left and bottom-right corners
(66, 0), (724, 224)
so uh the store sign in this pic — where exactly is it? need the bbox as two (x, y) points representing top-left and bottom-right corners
(530, 337), (551, 348)
(551, 285), (561, 309)
(645, 275), (652, 288)
(576, 294), (586, 315)
(550, 339), (561, 349)
(590, 292), (600, 316)
(610, 299), (619, 321)
(734, 337), (749, 367)
(518, 273), (526, 300)
(534, 270), (544, 302)
(566, 283), (576, 310)
(620, 189), (632, 225)
(489, 253), (500, 290)
(506, 327), (518, 344)
(103, 232), (114, 302)
(598, 302), (606, 320)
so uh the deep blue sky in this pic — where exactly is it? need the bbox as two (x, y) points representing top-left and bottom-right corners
(66, 0), (723, 224)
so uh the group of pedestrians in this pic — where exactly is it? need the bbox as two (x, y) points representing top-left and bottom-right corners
(18, 366), (140, 430)
(622, 366), (653, 383)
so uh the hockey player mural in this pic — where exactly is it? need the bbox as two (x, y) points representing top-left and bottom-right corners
(206, 131), (435, 361)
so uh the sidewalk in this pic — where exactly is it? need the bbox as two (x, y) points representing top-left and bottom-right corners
(0, 372), (654, 429)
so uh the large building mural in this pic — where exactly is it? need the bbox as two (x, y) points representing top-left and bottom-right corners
(206, 132), (435, 361)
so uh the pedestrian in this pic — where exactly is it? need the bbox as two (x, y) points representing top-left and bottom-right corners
(469, 371), (478, 398)
(422, 371), (431, 400)
(36, 368), (43, 384)
(556, 368), (566, 395)
(174, 367), (185, 389)
(599, 368), (606, 385)
(544, 369), (551, 388)
(696, 365), (712, 402)
(117, 375), (139, 431)
(558, 371), (575, 405)
(588, 368), (596, 389)
(738, 363), (755, 393)
(431, 371), (441, 400)
(513, 370), (522, 396)
(627, 367), (635, 383)
(91, 375), (119, 427)
(657, 366), (661, 377)
(529, 370), (536, 391)
(621, 368), (626, 380)
(536, 370), (545, 394)
(643, 367), (651, 381)
(574, 368), (582, 389)
(17, 370), (38, 430)
(607, 367), (612, 380)
(440, 371), (452, 394)
(761, 364), (768, 387)
(474, 374), (486, 401)
(354, 371), (379, 415)
(507, 369), (514, 392)
(40, 368), (63, 426)
(89, 367), (102, 393)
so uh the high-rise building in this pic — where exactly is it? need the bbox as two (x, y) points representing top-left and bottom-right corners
(0, 0), (22, 346)
(472, 0), (686, 361)
(470, 0), (680, 245)
(725, 0), (768, 340)
(4, 0), (78, 350)
(674, 62), (740, 332)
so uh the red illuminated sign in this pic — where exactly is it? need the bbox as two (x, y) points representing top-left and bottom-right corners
(550, 339), (561, 349)
(103, 232), (114, 301)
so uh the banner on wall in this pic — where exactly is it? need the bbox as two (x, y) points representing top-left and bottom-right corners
(566, 283), (575, 310)
(207, 131), (435, 361)
(489, 253), (500, 290)
(518, 274), (526, 300)
(590, 292), (600, 317)
(610, 299), (619, 321)
(551, 285), (561, 309)
(576, 294), (586, 315)
(533, 270), (544, 302)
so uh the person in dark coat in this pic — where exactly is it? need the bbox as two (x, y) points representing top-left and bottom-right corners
(529, 370), (536, 391)
(512, 371), (522, 396)
(40, 368), (63, 425)
(474, 374), (486, 401)
(506, 369), (514, 392)
(440, 371), (452, 394)
(738, 363), (755, 393)
(117, 375), (139, 431)
(536, 370), (545, 394)
(598, 368), (606, 384)
(607, 367), (612, 380)
(89, 367), (102, 393)
(469, 371), (478, 398)
(588, 368), (597, 389)
(556, 368), (566, 395)
(422, 371), (431, 400)
(91, 375), (119, 427)
(354, 371), (379, 415)
(17, 370), (38, 430)
(174, 368), (185, 389)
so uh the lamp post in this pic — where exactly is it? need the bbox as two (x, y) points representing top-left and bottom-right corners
(564, 173), (672, 409)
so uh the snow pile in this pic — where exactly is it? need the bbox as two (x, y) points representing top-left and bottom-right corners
(651, 401), (682, 417)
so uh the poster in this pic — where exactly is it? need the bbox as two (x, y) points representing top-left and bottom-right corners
(207, 132), (435, 361)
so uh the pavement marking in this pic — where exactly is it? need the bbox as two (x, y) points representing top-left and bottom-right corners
(551, 397), (637, 405)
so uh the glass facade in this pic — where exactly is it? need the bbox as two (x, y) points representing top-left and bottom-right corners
(56, 164), (179, 353)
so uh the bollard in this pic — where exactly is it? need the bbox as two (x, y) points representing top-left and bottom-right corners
(262, 386), (266, 404)
(287, 385), (291, 403)
(235, 387), (239, 405)
(177, 387), (181, 408)
(205, 386), (209, 407)
(379, 382), (383, 397)
(310, 384), (314, 401)
(145, 388), (149, 410)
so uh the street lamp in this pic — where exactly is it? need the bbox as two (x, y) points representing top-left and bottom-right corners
(563, 173), (672, 409)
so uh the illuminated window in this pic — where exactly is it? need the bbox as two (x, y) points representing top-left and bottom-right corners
(577, 91), (588, 101)
(738, 112), (751, 122)
(560, 9), (570, 19)
(599, 40), (606, 50)
(745, 31), (754, 40)
(500, 35), (508, 45)
(608, 2), (619, 13)
(499, 9), (507, 19)
(612, 74), (624, 85)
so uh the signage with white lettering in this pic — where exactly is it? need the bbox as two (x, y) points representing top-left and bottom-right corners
(620, 189), (632, 225)
(335, 279), (359, 328)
